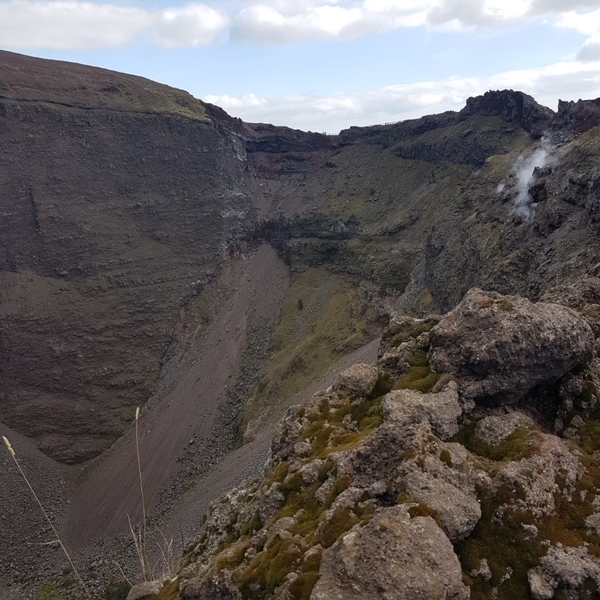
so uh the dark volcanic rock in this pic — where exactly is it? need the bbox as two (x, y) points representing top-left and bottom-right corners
(554, 98), (600, 136)
(429, 288), (595, 406)
(460, 89), (554, 138)
(246, 123), (336, 153)
(0, 50), (253, 462)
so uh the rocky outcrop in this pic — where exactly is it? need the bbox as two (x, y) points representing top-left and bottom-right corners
(429, 288), (595, 406)
(528, 545), (600, 599)
(554, 98), (600, 136)
(140, 286), (600, 600)
(311, 504), (469, 600)
(460, 89), (554, 138)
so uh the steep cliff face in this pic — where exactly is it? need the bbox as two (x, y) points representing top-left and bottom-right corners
(0, 51), (255, 462)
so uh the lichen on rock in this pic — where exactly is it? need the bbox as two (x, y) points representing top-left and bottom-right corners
(429, 288), (595, 406)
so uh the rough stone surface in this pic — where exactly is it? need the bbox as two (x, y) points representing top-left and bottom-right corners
(331, 363), (381, 400)
(460, 89), (554, 137)
(402, 469), (481, 542)
(310, 504), (469, 600)
(528, 545), (600, 599)
(429, 288), (595, 406)
(126, 581), (162, 600)
(474, 412), (535, 445)
(496, 433), (582, 518)
(382, 383), (463, 440)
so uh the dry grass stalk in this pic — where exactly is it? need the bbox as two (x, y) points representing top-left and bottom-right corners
(2, 435), (92, 600)
(112, 560), (133, 587)
(155, 528), (176, 580)
(134, 407), (151, 581)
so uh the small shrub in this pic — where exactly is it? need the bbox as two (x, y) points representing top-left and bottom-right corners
(103, 580), (131, 600)
(37, 584), (63, 600)
(439, 448), (453, 467)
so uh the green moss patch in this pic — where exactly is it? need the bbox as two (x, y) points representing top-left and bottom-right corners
(242, 269), (379, 436)
(458, 488), (542, 600)
(149, 579), (180, 600)
(389, 321), (433, 349)
(389, 349), (440, 394)
(459, 452), (600, 600)
(452, 422), (534, 463)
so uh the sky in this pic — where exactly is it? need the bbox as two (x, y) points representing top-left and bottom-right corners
(1, 1), (600, 133)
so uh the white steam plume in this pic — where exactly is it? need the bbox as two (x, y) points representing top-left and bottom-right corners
(512, 137), (552, 220)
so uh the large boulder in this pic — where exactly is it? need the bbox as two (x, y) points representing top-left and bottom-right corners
(429, 288), (595, 406)
(311, 504), (469, 600)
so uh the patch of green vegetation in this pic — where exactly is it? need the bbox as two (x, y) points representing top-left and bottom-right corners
(102, 580), (131, 600)
(439, 448), (453, 467)
(231, 424), (375, 599)
(564, 379), (600, 454)
(498, 298), (514, 311)
(316, 507), (361, 548)
(452, 422), (534, 463)
(37, 584), (64, 600)
(579, 418), (600, 455)
(458, 487), (542, 600)
(566, 126), (600, 157)
(389, 321), (433, 349)
(237, 485), (372, 600)
(393, 366), (439, 394)
(287, 569), (321, 600)
(459, 450), (600, 600)
(387, 347), (440, 394)
(298, 394), (384, 460)
(407, 502), (443, 528)
(149, 578), (180, 600)
(239, 535), (304, 599)
(367, 372), (393, 400)
(99, 80), (208, 120)
(215, 538), (252, 571)
(242, 269), (378, 438)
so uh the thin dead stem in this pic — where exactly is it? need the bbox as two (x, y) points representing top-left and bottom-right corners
(2, 436), (92, 600)
(112, 560), (133, 587)
(134, 407), (151, 581)
(156, 528), (176, 580)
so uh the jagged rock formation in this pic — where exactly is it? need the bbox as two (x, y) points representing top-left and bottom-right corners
(139, 281), (600, 600)
(429, 288), (595, 406)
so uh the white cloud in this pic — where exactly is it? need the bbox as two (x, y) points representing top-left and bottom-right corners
(153, 4), (229, 47)
(579, 36), (600, 61)
(1, 0), (600, 49)
(230, 0), (598, 43)
(0, 1), (228, 49)
(232, 4), (368, 42)
(555, 7), (600, 35)
(0, 1), (150, 49)
(204, 59), (600, 133)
